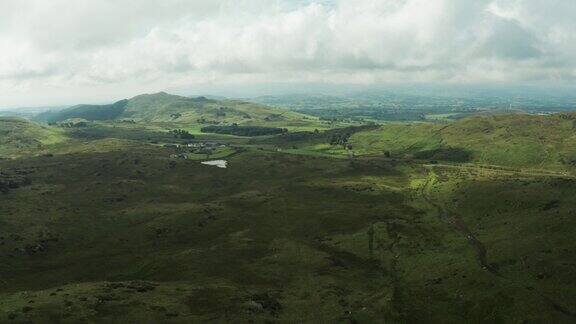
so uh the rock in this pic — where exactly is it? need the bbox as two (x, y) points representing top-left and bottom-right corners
(251, 293), (282, 315)
(243, 300), (264, 313)
(124, 281), (157, 293)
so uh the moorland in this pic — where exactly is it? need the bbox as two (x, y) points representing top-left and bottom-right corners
(0, 92), (575, 323)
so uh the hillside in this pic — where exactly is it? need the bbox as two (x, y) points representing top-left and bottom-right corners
(35, 92), (316, 129)
(1, 108), (576, 322)
(261, 113), (576, 171)
(0, 117), (66, 157)
(347, 113), (576, 170)
(35, 100), (129, 122)
(1, 139), (575, 322)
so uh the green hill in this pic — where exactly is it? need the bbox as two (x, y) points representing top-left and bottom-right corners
(0, 117), (66, 157)
(260, 113), (576, 171)
(345, 113), (576, 170)
(2, 108), (576, 322)
(35, 92), (316, 129)
(35, 100), (128, 122)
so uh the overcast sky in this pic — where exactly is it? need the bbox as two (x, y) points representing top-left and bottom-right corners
(1, 0), (575, 107)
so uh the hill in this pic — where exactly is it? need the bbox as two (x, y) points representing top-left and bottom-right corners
(0, 117), (66, 157)
(35, 92), (316, 130)
(2, 106), (576, 321)
(261, 113), (576, 171)
(347, 113), (576, 170)
(1, 141), (575, 322)
(35, 100), (129, 122)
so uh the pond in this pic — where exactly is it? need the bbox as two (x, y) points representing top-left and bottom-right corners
(201, 160), (228, 169)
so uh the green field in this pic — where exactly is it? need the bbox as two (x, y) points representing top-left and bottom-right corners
(1, 105), (576, 323)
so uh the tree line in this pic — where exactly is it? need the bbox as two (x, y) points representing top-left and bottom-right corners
(201, 125), (288, 137)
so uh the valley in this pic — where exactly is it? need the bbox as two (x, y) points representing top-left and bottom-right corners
(0, 93), (575, 323)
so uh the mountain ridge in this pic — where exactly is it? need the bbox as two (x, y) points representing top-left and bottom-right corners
(34, 92), (310, 125)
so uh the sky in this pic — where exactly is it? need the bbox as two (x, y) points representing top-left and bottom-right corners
(1, 0), (575, 107)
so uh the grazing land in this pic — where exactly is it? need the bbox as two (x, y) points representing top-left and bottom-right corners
(1, 95), (575, 323)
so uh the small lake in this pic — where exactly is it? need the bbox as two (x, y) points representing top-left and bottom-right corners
(201, 160), (228, 169)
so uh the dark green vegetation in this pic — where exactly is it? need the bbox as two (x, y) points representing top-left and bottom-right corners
(169, 129), (195, 140)
(34, 92), (315, 128)
(0, 117), (66, 157)
(201, 125), (288, 137)
(37, 100), (129, 123)
(1, 99), (576, 323)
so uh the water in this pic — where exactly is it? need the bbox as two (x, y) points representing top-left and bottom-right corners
(201, 160), (228, 169)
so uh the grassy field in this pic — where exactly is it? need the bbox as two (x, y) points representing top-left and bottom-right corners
(257, 113), (576, 173)
(0, 117), (68, 158)
(1, 113), (576, 322)
(350, 114), (576, 171)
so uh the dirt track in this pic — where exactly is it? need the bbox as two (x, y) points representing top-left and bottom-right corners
(419, 175), (498, 274)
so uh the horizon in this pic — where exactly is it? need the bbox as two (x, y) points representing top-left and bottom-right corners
(2, 82), (576, 111)
(2, 0), (576, 107)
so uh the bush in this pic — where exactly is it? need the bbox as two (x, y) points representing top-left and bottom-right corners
(170, 129), (195, 140)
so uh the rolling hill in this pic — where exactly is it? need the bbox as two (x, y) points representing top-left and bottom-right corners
(2, 104), (576, 322)
(348, 113), (576, 170)
(261, 112), (576, 171)
(35, 92), (315, 128)
(0, 117), (66, 157)
(1, 133), (575, 322)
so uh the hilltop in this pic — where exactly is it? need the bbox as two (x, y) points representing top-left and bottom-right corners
(35, 92), (315, 128)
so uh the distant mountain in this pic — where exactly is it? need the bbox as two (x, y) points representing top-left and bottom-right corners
(0, 106), (68, 119)
(34, 92), (309, 125)
(35, 100), (129, 122)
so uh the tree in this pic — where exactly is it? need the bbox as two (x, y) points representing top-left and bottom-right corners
(170, 129), (195, 140)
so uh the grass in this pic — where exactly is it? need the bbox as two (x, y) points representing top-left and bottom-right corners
(344, 114), (576, 171)
(1, 113), (576, 322)
(0, 117), (68, 158)
(0, 146), (413, 322)
(37, 92), (326, 130)
(182, 147), (237, 161)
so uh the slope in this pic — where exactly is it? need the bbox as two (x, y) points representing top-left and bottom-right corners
(0, 117), (66, 157)
(347, 113), (576, 170)
(34, 92), (315, 129)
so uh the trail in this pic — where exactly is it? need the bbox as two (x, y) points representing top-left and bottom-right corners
(418, 169), (576, 318)
(423, 163), (575, 180)
(419, 174), (498, 274)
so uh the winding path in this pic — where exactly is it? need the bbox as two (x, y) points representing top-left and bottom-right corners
(418, 168), (576, 318)
(419, 174), (498, 274)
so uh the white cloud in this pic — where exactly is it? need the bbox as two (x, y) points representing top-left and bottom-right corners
(0, 0), (575, 106)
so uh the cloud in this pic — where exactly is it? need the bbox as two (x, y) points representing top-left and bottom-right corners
(0, 0), (575, 106)
(475, 19), (542, 60)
